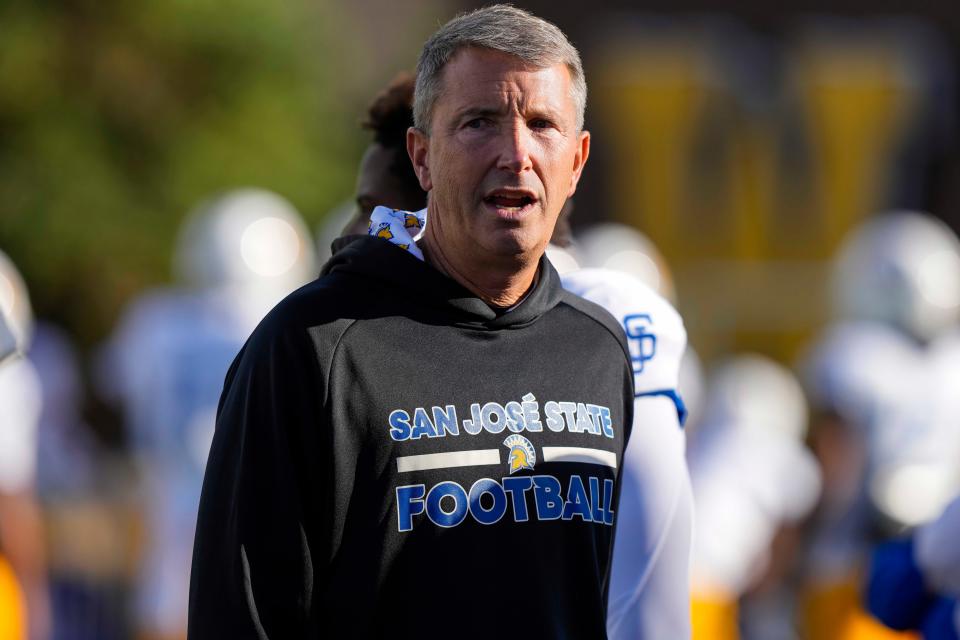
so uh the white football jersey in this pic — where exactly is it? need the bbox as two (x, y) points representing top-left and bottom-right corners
(562, 268), (692, 640)
(805, 321), (960, 529)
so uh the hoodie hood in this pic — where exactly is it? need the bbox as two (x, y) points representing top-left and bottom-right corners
(322, 233), (563, 330)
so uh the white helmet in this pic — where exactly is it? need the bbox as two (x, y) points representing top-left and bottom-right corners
(0, 249), (34, 355)
(575, 223), (676, 302)
(831, 211), (960, 342)
(174, 188), (317, 292)
(701, 354), (809, 442)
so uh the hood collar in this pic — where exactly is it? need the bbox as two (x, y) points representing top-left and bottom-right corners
(322, 235), (563, 329)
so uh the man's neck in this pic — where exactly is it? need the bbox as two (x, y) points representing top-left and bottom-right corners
(418, 223), (540, 309)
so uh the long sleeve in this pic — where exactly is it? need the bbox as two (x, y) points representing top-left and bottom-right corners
(607, 394), (693, 640)
(188, 317), (327, 639)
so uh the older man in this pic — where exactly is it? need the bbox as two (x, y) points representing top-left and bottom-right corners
(189, 6), (633, 638)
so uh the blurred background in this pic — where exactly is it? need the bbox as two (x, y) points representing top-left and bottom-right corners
(3, 0), (960, 638)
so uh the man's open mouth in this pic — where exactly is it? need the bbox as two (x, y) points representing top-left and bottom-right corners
(483, 193), (536, 210)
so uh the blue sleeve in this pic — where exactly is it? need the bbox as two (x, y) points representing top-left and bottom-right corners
(921, 598), (960, 640)
(866, 538), (936, 631)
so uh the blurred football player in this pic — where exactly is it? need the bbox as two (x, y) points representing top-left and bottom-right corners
(0, 250), (50, 640)
(800, 210), (960, 640)
(97, 189), (316, 640)
(686, 355), (822, 640)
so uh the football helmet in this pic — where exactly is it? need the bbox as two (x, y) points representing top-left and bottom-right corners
(174, 188), (317, 293)
(575, 223), (676, 302)
(831, 211), (960, 342)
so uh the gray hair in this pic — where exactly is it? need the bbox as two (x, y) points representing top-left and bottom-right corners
(414, 5), (586, 133)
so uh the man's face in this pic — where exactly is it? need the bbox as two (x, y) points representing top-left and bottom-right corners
(409, 47), (589, 265)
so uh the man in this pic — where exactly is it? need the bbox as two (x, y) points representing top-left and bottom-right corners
(190, 6), (633, 639)
(350, 73), (692, 638)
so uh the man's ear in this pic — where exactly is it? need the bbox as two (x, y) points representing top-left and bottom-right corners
(407, 126), (433, 192)
(567, 130), (591, 198)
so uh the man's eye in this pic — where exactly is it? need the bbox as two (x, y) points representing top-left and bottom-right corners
(530, 119), (552, 129)
(465, 118), (489, 129)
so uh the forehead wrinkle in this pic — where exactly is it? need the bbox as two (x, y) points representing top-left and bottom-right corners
(449, 85), (564, 123)
(434, 50), (576, 130)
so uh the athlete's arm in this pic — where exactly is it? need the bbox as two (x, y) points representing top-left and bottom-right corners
(607, 394), (692, 640)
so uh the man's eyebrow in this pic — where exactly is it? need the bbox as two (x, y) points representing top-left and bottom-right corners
(528, 105), (564, 122)
(451, 106), (504, 121)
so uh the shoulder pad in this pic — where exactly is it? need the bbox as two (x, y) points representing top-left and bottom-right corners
(563, 268), (687, 409)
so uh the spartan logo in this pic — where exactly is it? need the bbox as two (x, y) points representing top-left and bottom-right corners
(503, 434), (536, 474)
(374, 221), (394, 240)
(403, 213), (422, 229)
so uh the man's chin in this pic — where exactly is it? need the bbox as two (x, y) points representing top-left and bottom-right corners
(483, 230), (545, 263)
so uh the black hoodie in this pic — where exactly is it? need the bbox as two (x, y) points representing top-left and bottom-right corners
(189, 236), (634, 639)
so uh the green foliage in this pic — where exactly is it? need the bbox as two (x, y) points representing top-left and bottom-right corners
(0, 0), (367, 346)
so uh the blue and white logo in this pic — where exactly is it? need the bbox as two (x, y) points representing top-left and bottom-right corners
(623, 313), (657, 374)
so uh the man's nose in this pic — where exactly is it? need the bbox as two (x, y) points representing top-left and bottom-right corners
(496, 123), (533, 173)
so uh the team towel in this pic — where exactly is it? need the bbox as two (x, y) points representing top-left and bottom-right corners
(368, 206), (427, 261)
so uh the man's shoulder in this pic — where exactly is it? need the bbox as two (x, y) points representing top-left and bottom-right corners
(239, 273), (367, 367)
(561, 268), (683, 336)
(257, 270), (371, 332)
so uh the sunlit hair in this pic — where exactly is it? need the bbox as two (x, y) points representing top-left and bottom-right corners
(413, 4), (586, 134)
